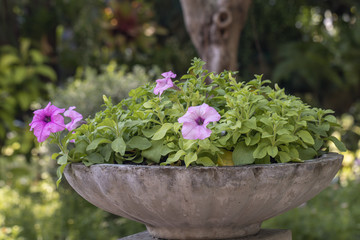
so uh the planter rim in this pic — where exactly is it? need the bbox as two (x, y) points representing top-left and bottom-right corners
(69, 152), (341, 169)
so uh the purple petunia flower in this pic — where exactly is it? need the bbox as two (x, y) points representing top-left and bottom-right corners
(64, 106), (83, 131)
(153, 71), (176, 96)
(178, 103), (221, 140)
(29, 102), (66, 142)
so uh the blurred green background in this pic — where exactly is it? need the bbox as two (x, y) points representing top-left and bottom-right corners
(1, 0), (360, 239)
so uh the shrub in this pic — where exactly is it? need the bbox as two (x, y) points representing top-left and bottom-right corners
(51, 61), (159, 118)
(263, 180), (360, 240)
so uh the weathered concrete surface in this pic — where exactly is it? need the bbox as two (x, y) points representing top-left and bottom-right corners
(64, 153), (342, 239)
(119, 229), (292, 240)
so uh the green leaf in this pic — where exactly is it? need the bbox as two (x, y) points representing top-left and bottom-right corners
(245, 136), (251, 146)
(34, 65), (56, 81)
(267, 146), (278, 158)
(244, 117), (257, 129)
(57, 155), (68, 165)
(198, 138), (211, 150)
(173, 122), (182, 132)
(324, 115), (337, 124)
(289, 147), (299, 159)
(196, 157), (216, 166)
(111, 137), (126, 155)
(56, 163), (69, 188)
(184, 152), (197, 167)
(133, 156), (143, 164)
(0, 54), (19, 67)
(254, 155), (271, 164)
(142, 126), (161, 138)
(296, 130), (315, 145)
(232, 131), (242, 143)
(260, 118), (273, 127)
(278, 151), (291, 163)
(152, 123), (173, 140)
(181, 74), (195, 80)
(100, 144), (112, 162)
(127, 136), (152, 150)
(86, 138), (112, 151)
(183, 140), (197, 151)
(314, 138), (324, 151)
(87, 153), (104, 164)
(83, 161), (94, 167)
(239, 126), (251, 134)
(141, 140), (174, 163)
(308, 123), (327, 137)
(74, 140), (89, 155)
(162, 150), (186, 165)
(262, 132), (273, 138)
(230, 121), (242, 130)
(232, 142), (256, 165)
(245, 133), (261, 146)
(253, 143), (269, 159)
(298, 148), (317, 160)
(276, 134), (298, 144)
(319, 123), (330, 132)
(327, 136), (347, 152)
(143, 101), (154, 108)
(52, 153), (60, 160)
(219, 134), (231, 146)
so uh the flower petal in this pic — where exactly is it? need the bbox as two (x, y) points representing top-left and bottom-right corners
(64, 106), (83, 131)
(32, 122), (50, 142)
(181, 122), (212, 140)
(161, 71), (176, 79)
(198, 103), (221, 124)
(178, 106), (200, 123)
(154, 78), (174, 96)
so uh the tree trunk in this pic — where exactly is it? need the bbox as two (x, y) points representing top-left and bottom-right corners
(180, 0), (252, 75)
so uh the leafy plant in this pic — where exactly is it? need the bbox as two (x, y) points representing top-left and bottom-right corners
(39, 58), (345, 179)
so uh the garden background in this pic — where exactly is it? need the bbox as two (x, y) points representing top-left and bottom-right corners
(1, 0), (360, 239)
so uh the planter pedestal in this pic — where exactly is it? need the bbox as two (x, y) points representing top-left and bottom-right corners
(119, 229), (292, 240)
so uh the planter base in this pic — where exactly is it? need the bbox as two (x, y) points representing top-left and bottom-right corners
(146, 223), (261, 239)
(119, 229), (292, 240)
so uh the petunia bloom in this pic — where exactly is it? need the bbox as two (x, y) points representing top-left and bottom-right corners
(29, 102), (66, 142)
(178, 103), (221, 140)
(153, 71), (176, 96)
(64, 106), (83, 131)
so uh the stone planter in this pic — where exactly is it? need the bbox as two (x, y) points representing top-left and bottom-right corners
(64, 153), (343, 240)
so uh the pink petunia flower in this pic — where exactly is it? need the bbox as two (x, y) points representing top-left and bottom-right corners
(153, 71), (176, 96)
(64, 106), (83, 131)
(178, 103), (221, 140)
(29, 102), (66, 142)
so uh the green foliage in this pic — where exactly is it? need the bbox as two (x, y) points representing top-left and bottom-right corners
(61, 58), (344, 169)
(0, 39), (56, 180)
(0, 175), (145, 240)
(0, 39), (56, 139)
(263, 180), (360, 240)
(272, 7), (360, 113)
(51, 61), (158, 118)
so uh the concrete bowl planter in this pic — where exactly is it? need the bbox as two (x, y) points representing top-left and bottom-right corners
(64, 153), (343, 240)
